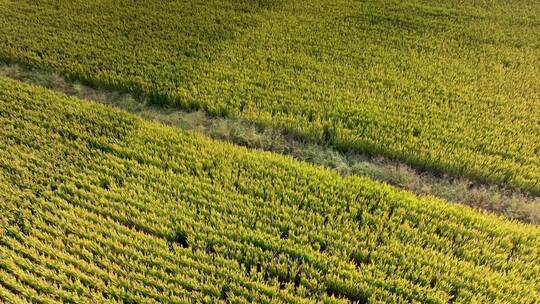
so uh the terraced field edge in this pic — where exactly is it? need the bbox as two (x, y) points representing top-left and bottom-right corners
(2, 62), (538, 224)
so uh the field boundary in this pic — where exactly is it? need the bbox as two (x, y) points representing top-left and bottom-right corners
(1, 61), (538, 224)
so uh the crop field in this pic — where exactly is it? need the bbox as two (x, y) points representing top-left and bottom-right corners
(1, 0), (539, 303)
(0, 0), (539, 194)
(1, 77), (540, 303)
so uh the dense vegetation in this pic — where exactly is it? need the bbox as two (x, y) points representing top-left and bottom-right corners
(1, 0), (539, 194)
(1, 77), (539, 303)
(2, 62), (539, 224)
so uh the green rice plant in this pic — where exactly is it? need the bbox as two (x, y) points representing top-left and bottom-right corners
(0, 0), (539, 194)
(0, 77), (539, 303)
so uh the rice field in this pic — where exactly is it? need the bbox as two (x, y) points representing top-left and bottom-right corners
(1, 1), (539, 303)
(0, 0), (538, 193)
(1, 77), (539, 303)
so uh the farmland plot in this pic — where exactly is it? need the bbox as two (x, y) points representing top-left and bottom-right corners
(0, 0), (539, 193)
(0, 77), (539, 303)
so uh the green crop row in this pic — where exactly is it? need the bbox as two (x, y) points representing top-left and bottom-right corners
(1, 77), (539, 303)
(0, 0), (539, 194)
